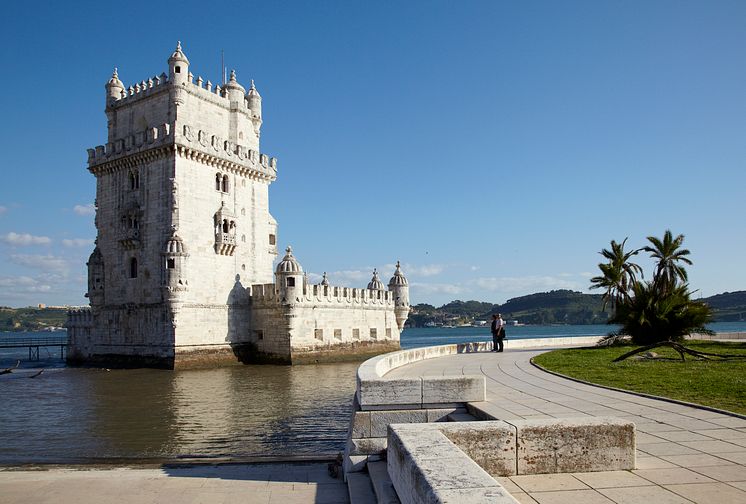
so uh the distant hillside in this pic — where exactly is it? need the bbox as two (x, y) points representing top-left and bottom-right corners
(0, 307), (68, 332)
(408, 289), (746, 327)
(409, 290), (607, 327)
(498, 290), (607, 325)
(701, 291), (746, 322)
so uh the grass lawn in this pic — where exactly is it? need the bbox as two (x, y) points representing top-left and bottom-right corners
(532, 340), (746, 416)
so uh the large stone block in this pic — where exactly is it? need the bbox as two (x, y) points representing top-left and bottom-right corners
(430, 487), (520, 504)
(511, 417), (635, 474)
(388, 425), (513, 504)
(350, 410), (371, 438)
(358, 378), (422, 409)
(372, 410), (428, 437)
(421, 376), (485, 404)
(438, 421), (517, 477)
(349, 437), (387, 456)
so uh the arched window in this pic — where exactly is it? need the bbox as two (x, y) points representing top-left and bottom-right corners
(129, 257), (138, 278)
(221, 175), (230, 193)
(287, 277), (295, 287)
(222, 219), (229, 233)
(129, 170), (140, 190)
(167, 258), (175, 269)
(215, 173), (221, 191)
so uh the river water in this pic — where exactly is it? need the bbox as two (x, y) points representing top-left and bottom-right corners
(1, 322), (744, 464)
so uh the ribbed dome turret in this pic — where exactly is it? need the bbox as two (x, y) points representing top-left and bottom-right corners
(247, 79), (262, 118)
(106, 68), (124, 90)
(388, 261), (408, 287)
(88, 247), (103, 265)
(367, 269), (385, 290)
(224, 69), (245, 93)
(321, 272), (329, 286)
(276, 246), (303, 274)
(164, 233), (187, 255)
(168, 41), (190, 65)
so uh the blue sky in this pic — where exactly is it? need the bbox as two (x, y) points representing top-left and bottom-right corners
(0, 1), (744, 308)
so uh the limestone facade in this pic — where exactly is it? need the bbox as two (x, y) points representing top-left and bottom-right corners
(66, 42), (410, 368)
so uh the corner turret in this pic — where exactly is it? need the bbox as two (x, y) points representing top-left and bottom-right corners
(105, 68), (124, 106)
(275, 246), (303, 302)
(388, 261), (410, 330)
(224, 69), (246, 103)
(247, 79), (262, 121)
(168, 41), (190, 86)
(161, 231), (189, 302)
(86, 246), (105, 307)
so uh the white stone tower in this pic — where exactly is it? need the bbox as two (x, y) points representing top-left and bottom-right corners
(69, 42), (279, 367)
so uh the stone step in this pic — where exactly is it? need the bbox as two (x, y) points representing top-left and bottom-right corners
(347, 471), (377, 504)
(367, 461), (400, 504)
(447, 412), (478, 422)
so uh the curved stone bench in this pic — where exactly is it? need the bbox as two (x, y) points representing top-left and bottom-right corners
(356, 342), (490, 410)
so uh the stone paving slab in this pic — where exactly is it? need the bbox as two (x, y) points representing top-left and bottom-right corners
(386, 346), (746, 504)
(0, 463), (350, 504)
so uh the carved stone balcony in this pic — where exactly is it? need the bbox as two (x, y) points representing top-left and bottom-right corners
(120, 228), (140, 250)
(215, 232), (236, 256)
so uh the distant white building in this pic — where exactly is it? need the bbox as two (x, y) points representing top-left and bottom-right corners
(67, 43), (409, 368)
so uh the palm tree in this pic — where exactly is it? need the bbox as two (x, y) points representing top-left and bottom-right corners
(609, 281), (711, 345)
(590, 238), (643, 312)
(643, 230), (692, 292)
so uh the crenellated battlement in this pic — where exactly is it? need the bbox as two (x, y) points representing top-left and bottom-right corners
(66, 307), (93, 326)
(250, 283), (394, 308)
(110, 73), (170, 106)
(176, 124), (277, 179)
(87, 123), (173, 167)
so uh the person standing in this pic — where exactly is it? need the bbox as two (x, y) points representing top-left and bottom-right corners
(495, 313), (506, 352)
(490, 314), (500, 352)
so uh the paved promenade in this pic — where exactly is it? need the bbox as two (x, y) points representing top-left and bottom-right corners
(387, 346), (746, 503)
(0, 462), (349, 504)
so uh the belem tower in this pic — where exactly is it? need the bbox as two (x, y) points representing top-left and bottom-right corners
(66, 43), (410, 368)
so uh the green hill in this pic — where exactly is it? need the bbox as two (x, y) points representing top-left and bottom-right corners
(701, 291), (746, 322)
(0, 307), (69, 332)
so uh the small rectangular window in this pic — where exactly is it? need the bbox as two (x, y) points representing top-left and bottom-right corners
(353, 328), (360, 340)
(269, 234), (276, 245)
(386, 328), (392, 339)
(314, 329), (324, 341)
(287, 277), (295, 287)
(167, 258), (175, 269)
(370, 328), (377, 340)
(334, 329), (342, 340)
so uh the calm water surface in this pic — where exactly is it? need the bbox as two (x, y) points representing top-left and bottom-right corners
(1, 322), (744, 463)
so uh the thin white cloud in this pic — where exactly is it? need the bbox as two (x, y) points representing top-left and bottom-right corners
(410, 282), (464, 295)
(0, 206), (7, 216)
(404, 264), (444, 277)
(473, 275), (581, 294)
(9, 254), (69, 274)
(1, 232), (52, 246)
(62, 238), (94, 248)
(73, 204), (96, 216)
(0, 275), (52, 293)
